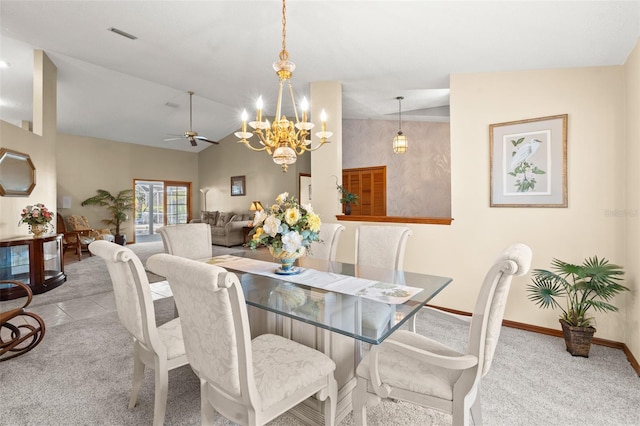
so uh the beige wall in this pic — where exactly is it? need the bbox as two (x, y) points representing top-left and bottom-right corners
(327, 64), (630, 347)
(624, 39), (640, 359)
(56, 134), (198, 241)
(0, 51), (57, 240)
(197, 130), (307, 216)
(343, 119), (451, 217)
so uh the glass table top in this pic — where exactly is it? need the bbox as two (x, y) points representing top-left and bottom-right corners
(209, 249), (452, 345)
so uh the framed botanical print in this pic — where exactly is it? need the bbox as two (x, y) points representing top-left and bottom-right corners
(490, 114), (567, 207)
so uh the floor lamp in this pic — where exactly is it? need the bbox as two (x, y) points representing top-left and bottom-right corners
(200, 188), (209, 212)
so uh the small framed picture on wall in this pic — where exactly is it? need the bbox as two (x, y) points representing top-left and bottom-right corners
(230, 175), (246, 196)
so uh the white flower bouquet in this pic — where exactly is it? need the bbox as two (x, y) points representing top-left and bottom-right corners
(248, 192), (321, 257)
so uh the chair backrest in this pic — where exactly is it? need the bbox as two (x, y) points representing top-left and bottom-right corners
(89, 240), (165, 357)
(67, 215), (91, 230)
(308, 223), (345, 261)
(157, 223), (212, 260)
(468, 243), (532, 377)
(355, 225), (412, 270)
(146, 254), (259, 408)
(56, 214), (66, 233)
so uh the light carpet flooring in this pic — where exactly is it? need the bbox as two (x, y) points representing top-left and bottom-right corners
(1, 241), (639, 425)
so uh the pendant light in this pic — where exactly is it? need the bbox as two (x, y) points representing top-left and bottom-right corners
(393, 96), (408, 154)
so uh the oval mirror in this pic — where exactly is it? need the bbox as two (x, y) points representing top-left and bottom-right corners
(0, 148), (36, 196)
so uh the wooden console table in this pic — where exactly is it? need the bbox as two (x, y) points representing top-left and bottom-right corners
(0, 234), (66, 300)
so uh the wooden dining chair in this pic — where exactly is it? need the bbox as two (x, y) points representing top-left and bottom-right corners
(89, 240), (188, 426)
(353, 243), (532, 426)
(147, 253), (339, 426)
(157, 223), (212, 260)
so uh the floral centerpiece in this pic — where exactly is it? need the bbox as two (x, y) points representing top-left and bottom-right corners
(19, 203), (54, 237)
(248, 192), (321, 274)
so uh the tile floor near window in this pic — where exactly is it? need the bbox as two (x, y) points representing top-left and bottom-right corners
(26, 281), (173, 328)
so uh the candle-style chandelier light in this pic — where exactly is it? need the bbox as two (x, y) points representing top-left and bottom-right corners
(235, 0), (332, 172)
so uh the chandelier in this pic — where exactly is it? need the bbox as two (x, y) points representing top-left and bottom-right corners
(393, 96), (408, 154)
(235, 0), (332, 172)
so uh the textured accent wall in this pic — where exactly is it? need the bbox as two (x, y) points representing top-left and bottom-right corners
(342, 119), (451, 217)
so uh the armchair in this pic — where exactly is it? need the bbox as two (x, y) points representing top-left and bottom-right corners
(66, 215), (115, 242)
(353, 243), (533, 426)
(57, 214), (94, 261)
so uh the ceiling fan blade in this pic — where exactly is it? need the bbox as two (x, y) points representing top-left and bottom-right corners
(194, 136), (219, 144)
(189, 138), (198, 147)
(163, 137), (185, 141)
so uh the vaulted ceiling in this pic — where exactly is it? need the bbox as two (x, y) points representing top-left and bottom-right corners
(1, 1), (638, 152)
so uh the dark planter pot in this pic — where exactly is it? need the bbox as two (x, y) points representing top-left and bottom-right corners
(560, 319), (596, 357)
(344, 202), (352, 215)
(114, 234), (127, 246)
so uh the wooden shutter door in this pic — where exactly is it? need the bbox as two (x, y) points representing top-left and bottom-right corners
(342, 166), (386, 216)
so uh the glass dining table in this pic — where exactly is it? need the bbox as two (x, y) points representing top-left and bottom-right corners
(208, 250), (452, 344)
(205, 249), (452, 425)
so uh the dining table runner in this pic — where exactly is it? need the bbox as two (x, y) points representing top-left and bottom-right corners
(207, 255), (423, 304)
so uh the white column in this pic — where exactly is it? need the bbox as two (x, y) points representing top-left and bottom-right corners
(310, 81), (342, 222)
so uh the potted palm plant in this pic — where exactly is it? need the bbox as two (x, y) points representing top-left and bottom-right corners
(81, 189), (134, 245)
(527, 256), (627, 357)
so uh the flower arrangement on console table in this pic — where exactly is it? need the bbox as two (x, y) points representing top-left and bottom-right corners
(18, 203), (54, 238)
(248, 192), (321, 275)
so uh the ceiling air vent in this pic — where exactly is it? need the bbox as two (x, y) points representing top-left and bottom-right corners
(107, 27), (137, 40)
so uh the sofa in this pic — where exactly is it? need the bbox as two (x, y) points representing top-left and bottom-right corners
(190, 210), (253, 247)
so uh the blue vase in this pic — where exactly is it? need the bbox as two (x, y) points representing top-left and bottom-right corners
(279, 257), (296, 272)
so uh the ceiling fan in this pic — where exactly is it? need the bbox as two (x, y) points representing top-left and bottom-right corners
(164, 91), (218, 147)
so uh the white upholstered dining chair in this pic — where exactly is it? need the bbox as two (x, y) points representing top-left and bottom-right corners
(352, 243), (532, 426)
(355, 225), (412, 338)
(158, 223), (212, 260)
(308, 223), (345, 261)
(89, 240), (188, 426)
(355, 225), (412, 270)
(146, 253), (339, 426)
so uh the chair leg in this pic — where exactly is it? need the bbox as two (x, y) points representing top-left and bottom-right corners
(200, 379), (217, 425)
(353, 377), (369, 426)
(321, 377), (338, 426)
(152, 360), (169, 426)
(452, 397), (471, 426)
(75, 240), (82, 261)
(470, 394), (483, 425)
(129, 345), (145, 409)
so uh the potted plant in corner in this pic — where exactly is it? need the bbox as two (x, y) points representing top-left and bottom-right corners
(81, 189), (134, 246)
(336, 183), (359, 215)
(527, 256), (627, 357)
